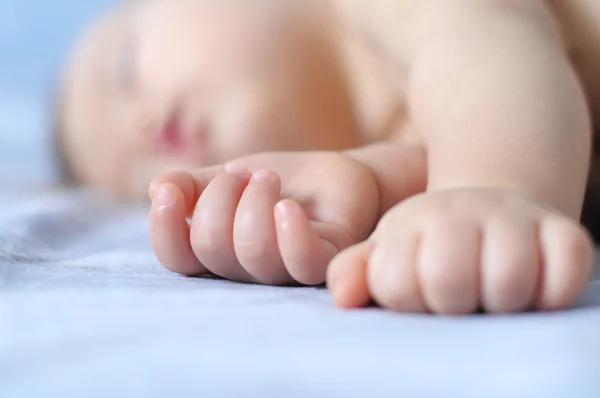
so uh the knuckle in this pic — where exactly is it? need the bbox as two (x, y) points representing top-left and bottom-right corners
(487, 265), (533, 312)
(422, 256), (477, 314)
(426, 263), (470, 298)
(235, 239), (272, 265)
(191, 231), (229, 259)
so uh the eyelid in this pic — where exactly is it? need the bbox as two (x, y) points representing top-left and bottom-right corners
(118, 36), (137, 94)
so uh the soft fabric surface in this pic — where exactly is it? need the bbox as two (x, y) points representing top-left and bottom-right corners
(1, 191), (600, 398)
(1, 1), (600, 397)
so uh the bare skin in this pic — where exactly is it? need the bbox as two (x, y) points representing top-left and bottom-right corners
(62, 0), (598, 314)
(148, 0), (597, 315)
(59, 0), (362, 197)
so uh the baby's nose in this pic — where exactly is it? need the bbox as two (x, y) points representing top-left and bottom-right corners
(137, 34), (198, 101)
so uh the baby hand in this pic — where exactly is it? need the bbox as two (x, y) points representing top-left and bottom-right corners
(149, 151), (380, 285)
(328, 188), (594, 314)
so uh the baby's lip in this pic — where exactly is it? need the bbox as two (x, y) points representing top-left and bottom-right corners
(158, 112), (184, 151)
(156, 110), (208, 164)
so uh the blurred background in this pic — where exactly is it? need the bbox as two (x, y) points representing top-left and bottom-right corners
(0, 0), (115, 189)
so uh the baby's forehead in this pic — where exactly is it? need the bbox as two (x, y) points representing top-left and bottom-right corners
(63, 13), (118, 107)
(79, 7), (131, 59)
(63, 3), (138, 110)
(58, 6), (133, 184)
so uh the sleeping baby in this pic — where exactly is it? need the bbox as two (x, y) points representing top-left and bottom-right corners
(56, 0), (599, 315)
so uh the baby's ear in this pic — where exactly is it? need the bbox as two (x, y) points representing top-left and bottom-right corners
(149, 166), (226, 215)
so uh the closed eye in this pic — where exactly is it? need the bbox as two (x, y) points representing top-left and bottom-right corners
(118, 36), (137, 95)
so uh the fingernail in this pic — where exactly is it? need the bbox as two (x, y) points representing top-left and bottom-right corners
(225, 163), (250, 177)
(275, 200), (290, 217)
(148, 181), (158, 200)
(154, 185), (172, 208)
(275, 201), (294, 229)
(251, 169), (273, 181)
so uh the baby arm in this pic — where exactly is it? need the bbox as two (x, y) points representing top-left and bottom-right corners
(328, 0), (594, 314)
(410, 0), (590, 216)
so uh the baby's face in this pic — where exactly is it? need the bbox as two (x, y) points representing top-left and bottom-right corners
(61, 0), (353, 197)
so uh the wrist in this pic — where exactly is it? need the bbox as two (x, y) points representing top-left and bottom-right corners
(426, 173), (586, 220)
(345, 142), (428, 216)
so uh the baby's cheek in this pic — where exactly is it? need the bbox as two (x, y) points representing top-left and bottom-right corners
(208, 104), (272, 162)
(210, 130), (267, 165)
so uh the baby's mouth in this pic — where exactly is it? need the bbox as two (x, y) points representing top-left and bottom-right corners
(156, 111), (207, 165)
(158, 112), (184, 152)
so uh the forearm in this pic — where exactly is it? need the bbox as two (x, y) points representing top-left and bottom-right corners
(407, 0), (591, 219)
(346, 142), (427, 217)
